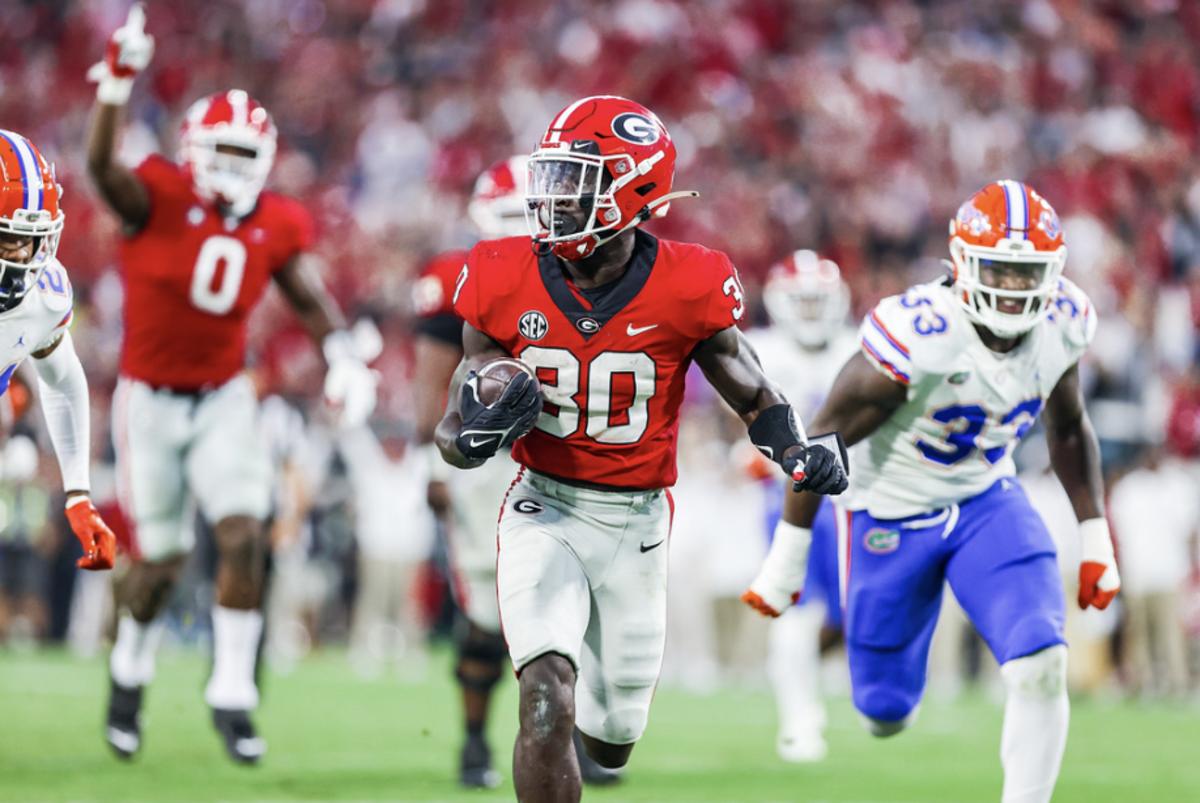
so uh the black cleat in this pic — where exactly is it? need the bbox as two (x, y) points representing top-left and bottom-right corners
(573, 729), (623, 787)
(459, 734), (501, 789)
(211, 708), (266, 765)
(105, 680), (143, 760)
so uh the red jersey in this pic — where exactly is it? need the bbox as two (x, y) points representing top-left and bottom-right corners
(454, 231), (745, 489)
(412, 249), (468, 347)
(119, 155), (314, 389)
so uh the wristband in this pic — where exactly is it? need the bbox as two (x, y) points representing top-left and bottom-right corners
(748, 404), (807, 464)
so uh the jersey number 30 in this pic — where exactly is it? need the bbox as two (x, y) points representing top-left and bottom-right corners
(518, 346), (656, 444)
(189, 236), (248, 315)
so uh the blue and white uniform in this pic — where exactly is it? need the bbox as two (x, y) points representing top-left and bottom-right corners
(0, 260), (73, 395)
(845, 276), (1094, 721)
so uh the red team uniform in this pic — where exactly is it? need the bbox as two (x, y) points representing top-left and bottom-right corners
(120, 155), (313, 389)
(454, 231), (744, 489)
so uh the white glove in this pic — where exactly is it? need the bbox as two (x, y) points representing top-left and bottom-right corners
(1077, 518), (1121, 610)
(87, 3), (154, 105)
(741, 520), (812, 618)
(323, 330), (379, 429)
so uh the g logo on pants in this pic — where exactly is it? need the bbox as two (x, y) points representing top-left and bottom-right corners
(513, 498), (544, 515)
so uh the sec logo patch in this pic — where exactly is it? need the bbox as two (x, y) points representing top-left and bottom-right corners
(518, 310), (549, 341)
(864, 528), (900, 554)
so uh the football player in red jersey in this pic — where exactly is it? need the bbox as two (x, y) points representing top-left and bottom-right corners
(434, 96), (849, 802)
(86, 6), (376, 764)
(412, 156), (530, 789)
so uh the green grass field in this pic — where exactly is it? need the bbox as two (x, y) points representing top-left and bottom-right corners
(2, 648), (1196, 802)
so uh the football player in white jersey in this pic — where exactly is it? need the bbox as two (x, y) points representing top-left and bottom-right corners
(744, 181), (1120, 803)
(0, 130), (116, 572)
(746, 250), (856, 762)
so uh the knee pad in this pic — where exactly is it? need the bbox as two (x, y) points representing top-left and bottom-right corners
(859, 706), (919, 738)
(592, 706), (647, 748)
(1001, 644), (1067, 699)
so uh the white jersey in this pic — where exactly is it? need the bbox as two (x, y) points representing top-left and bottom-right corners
(854, 277), (1095, 518)
(746, 326), (858, 423)
(0, 259), (73, 396)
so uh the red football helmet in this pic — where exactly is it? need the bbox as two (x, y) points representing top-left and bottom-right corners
(525, 95), (696, 260)
(468, 155), (528, 239)
(763, 250), (850, 348)
(0, 130), (64, 313)
(179, 90), (277, 218)
(948, 180), (1067, 337)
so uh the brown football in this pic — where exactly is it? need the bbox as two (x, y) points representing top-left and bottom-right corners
(475, 358), (539, 407)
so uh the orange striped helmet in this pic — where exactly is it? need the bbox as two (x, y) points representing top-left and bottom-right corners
(948, 180), (1066, 338)
(0, 130), (64, 313)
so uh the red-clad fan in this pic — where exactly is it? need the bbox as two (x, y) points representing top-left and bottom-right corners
(433, 95), (848, 802)
(85, 5), (377, 765)
(411, 155), (530, 789)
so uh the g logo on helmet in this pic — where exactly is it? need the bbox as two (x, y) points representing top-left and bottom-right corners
(612, 113), (661, 145)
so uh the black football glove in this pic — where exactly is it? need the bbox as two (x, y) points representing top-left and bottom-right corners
(781, 435), (849, 495)
(455, 370), (543, 461)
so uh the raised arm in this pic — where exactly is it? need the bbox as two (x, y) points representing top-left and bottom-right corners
(1043, 363), (1120, 610)
(743, 350), (906, 617)
(85, 4), (153, 228)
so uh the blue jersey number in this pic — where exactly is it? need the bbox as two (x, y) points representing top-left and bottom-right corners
(899, 291), (948, 336)
(916, 398), (1044, 466)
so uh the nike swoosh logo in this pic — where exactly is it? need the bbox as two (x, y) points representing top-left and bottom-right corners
(639, 539), (665, 553)
(626, 323), (658, 336)
(469, 436), (498, 448)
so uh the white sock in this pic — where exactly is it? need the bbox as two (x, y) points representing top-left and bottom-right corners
(109, 614), (165, 688)
(1000, 645), (1069, 803)
(768, 604), (827, 736)
(204, 606), (263, 710)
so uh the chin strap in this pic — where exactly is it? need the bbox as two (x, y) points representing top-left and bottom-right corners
(540, 189), (700, 258)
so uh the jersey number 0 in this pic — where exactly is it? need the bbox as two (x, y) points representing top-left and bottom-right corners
(189, 236), (248, 315)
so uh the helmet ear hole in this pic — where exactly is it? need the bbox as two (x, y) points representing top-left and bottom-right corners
(634, 183), (656, 197)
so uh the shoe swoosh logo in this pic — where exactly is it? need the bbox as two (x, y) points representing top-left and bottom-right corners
(639, 539), (665, 553)
(469, 436), (498, 448)
(626, 323), (658, 336)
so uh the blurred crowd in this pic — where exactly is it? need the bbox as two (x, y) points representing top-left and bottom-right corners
(2, 0), (1200, 699)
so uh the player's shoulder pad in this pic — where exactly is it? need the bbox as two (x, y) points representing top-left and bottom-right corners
(134, 153), (186, 188)
(1043, 276), (1097, 352)
(859, 281), (967, 385)
(412, 250), (469, 319)
(465, 236), (533, 295)
(655, 238), (736, 303)
(33, 259), (73, 314)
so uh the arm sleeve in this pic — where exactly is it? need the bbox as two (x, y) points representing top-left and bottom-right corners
(33, 331), (91, 493)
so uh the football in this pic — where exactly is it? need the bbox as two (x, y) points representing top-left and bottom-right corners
(475, 357), (539, 407)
